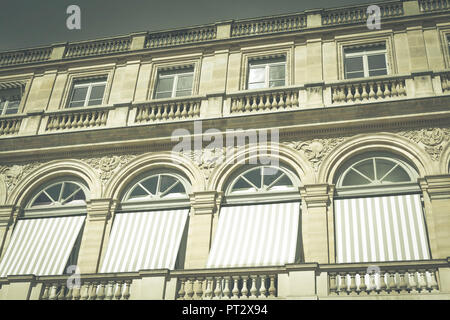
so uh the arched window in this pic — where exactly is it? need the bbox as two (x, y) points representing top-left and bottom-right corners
(333, 152), (430, 264)
(207, 165), (302, 269)
(0, 178), (87, 277)
(100, 171), (191, 274)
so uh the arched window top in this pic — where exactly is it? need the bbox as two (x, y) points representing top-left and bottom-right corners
(28, 181), (87, 209)
(123, 173), (189, 203)
(335, 153), (419, 196)
(228, 166), (296, 195)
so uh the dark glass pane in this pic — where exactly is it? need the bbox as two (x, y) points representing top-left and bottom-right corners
(262, 168), (283, 187)
(5, 100), (19, 114)
(375, 159), (395, 181)
(271, 174), (294, 189)
(62, 183), (80, 200)
(33, 192), (53, 206)
(232, 177), (255, 191)
(342, 170), (371, 186)
(155, 91), (172, 99)
(87, 98), (103, 106)
(354, 160), (375, 181)
(71, 87), (88, 104)
(165, 182), (186, 196)
(381, 166), (411, 183)
(129, 185), (149, 199)
(89, 84), (106, 101)
(175, 89), (192, 97)
(369, 69), (387, 77)
(156, 77), (174, 94)
(176, 74), (193, 91)
(141, 176), (158, 195)
(269, 64), (285, 81)
(160, 175), (177, 193)
(269, 80), (285, 88)
(68, 101), (85, 108)
(345, 71), (365, 79)
(46, 183), (62, 202)
(345, 57), (364, 73)
(367, 54), (387, 70)
(243, 168), (262, 188)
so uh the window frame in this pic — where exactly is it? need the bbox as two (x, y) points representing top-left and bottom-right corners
(154, 69), (194, 99)
(247, 57), (286, 90)
(344, 46), (389, 79)
(0, 86), (24, 116)
(67, 78), (107, 108)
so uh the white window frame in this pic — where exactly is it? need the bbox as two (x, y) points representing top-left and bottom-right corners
(344, 47), (389, 79)
(0, 88), (23, 115)
(154, 69), (194, 99)
(68, 79), (107, 108)
(247, 58), (286, 90)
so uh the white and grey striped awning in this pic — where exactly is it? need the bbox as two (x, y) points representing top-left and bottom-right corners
(207, 202), (301, 268)
(334, 194), (430, 263)
(100, 209), (189, 273)
(0, 215), (85, 277)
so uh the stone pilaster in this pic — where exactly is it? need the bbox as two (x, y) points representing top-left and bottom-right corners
(419, 175), (450, 259)
(184, 191), (223, 269)
(76, 199), (115, 274)
(0, 206), (20, 259)
(299, 184), (333, 264)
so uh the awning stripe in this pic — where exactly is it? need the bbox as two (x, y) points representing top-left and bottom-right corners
(100, 209), (189, 273)
(334, 194), (430, 263)
(207, 202), (301, 268)
(0, 216), (85, 277)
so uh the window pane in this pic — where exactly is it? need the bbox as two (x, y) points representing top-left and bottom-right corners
(345, 71), (365, 79)
(176, 74), (193, 91)
(342, 170), (371, 186)
(87, 99), (103, 106)
(71, 87), (88, 104)
(155, 91), (172, 99)
(175, 89), (192, 97)
(32, 192), (53, 206)
(375, 159), (395, 181)
(159, 175), (177, 194)
(367, 54), (387, 70)
(381, 166), (411, 183)
(156, 77), (174, 95)
(5, 100), (19, 114)
(249, 67), (265, 84)
(141, 176), (158, 195)
(269, 64), (285, 81)
(369, 69), (387, 77)
(248, 82), (265, 90)
(89, 84), (106, 101)
(345, 56), (364, 73)
(164, 182), (186, 197)
(232, 178), (256, 192)
(270, 175), (294, 190)
(129, 185), (149, 199)
(0, 101), (6, 114)
(46, 184), (62, 202)
(354, 160), (375, 181)
(263, 168), (283, 187)
(269, 80), (285, 88)
(244, 168), (262, 189)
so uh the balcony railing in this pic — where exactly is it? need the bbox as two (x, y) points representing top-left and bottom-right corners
(0, 116), (23, 136)
(45, 107), (110, 132)
(0, 1), (446, 68)
(134, 97), (202, 124)
(0, 259), (448, 300)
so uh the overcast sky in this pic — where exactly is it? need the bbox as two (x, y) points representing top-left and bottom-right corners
(0, 0), (378, 51)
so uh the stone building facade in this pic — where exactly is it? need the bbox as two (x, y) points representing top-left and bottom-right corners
(0, 0), (450, 300)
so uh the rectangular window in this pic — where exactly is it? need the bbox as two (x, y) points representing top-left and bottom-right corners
(154, 68), (194, 99)
(68, 78), (107, 108)
(344, 44), (388, 79)
(0, 87), (22, 115)
(248, 57), (286, 90)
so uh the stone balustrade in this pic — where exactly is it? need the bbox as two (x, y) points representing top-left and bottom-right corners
(0, 117), (22, 136)
(46, 108), (109, 131)
(419, 0), (450, 11)
(145, 26), (217, 48)
(175, 271), (279, 300)
(134, 97), (201, 124)
(0, 47), (52, 66)
(229, 88), (300, 114)
(330, 77), (407, 104)
(64, 37), (131, 59)
(324, 261), (443, 297)
(321, 1), (404, 25)
(231, 14), (306, 37)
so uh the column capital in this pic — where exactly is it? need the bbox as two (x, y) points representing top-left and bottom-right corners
(86, 198), (116, 221)
(299, 184), (334, 209)
(189, 191), (223, 215)
(419, 175), (450, 200)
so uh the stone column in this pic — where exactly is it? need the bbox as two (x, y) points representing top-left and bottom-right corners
(183, 191), (222, 269)
(76, 199), (114, 274)
(0, 205), (19, 259)
(419, 175), (450, 259)
(299, 184), (333, 264)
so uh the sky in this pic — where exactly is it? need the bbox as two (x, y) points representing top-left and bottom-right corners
(0, 0), (378, 51)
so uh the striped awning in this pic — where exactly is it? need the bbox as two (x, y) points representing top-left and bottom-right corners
(100, 209), (189, 273)
(334, 194), (430, 263)
(0, 215), (85, 277)
(206, 202), (301, 268)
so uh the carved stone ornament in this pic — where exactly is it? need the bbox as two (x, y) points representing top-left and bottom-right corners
(397, 127), (450, 161)
(285, 137), (346, 171)
(83, 154), (137, 184)
(0, 162), (42, 193)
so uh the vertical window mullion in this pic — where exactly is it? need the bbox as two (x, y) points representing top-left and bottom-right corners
(84, 84), (92, 107)
(1, 101), (8, 115)
(265, 64), (269, 88)
(363, 54), (369, 77)
(172, 75), (178, 98)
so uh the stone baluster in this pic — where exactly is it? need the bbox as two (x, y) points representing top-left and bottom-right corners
(186, 279), (195, 300)
(398, 271), (408, 294)
(187, 102), (195, 118)
(213, 277), (222, 299)
(249, 276), (258, 299)
(122, 280), (131, 300)
(270, 93), (278, 109)
(231, 276), (240, 299)
(257, 95), (264, 111)
(268, 275), (276, 298)
(231, 99), (238, 113)
(80, 282), (90, 300)
(353, 84), (361, 101)
(428, 269), (439, 292)
(114, 281), (123, 300)
(244, 97), (251, 112)
(204, 278), (213, 300)
(41, 284), (50, 300)
(264, 93), (271, 110)
(251, 96), (258, 112)
(241, 276), (249, 299)
(96, 282), (106, 300)
(178, 278), (187, 300)
(329, 273), (338, 295)
(57, 284), (67, 300)
(368, 82), (376, 100)
(379, 272), (387, 294)
(358, 273), (367, 295)
(348, 273), (357, 295)
(260, 275), (268, 298)
(223, 277), (231, 299)
(195, 279), (204, 300)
